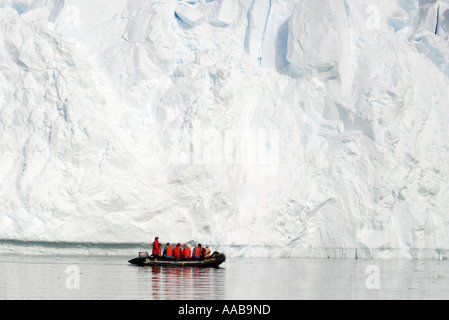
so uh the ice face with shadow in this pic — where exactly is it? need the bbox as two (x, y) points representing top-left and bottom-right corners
(0, 0), (449, 259)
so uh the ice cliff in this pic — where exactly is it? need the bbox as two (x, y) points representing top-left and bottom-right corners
(1, 0), (449, 259)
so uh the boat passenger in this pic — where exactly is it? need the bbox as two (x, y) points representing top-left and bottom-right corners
(183, 244), (192, 259)
(200, 245), (207, 258)
(173, 243), (183, 259)
(163, 242), (173, 258)
(152, 237), (161, 257)
(204, 245), (211, 258)
(193, 244), (202, 259)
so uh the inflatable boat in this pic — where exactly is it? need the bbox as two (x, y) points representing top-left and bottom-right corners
(128, 251), (226, 268)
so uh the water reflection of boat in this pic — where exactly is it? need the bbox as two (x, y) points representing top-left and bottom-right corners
(128, 251), (226, 268)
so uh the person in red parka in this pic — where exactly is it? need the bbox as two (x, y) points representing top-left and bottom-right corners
(193, 244), (202, 259)
(173, 243), (182, 259)
(183, 244), (192, 259)
(163, 243), (173, 258)
(152, 237), (161, 257)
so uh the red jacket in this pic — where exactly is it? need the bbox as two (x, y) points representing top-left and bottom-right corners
(165, 245), (173, 256)
(193, 247), (201, 258)
(152, 240), (160, 255)
(174, 244), (182, 258)
(183, 247), (191, 259)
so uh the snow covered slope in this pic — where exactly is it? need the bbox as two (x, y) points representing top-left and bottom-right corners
(1, 0), (449, 258)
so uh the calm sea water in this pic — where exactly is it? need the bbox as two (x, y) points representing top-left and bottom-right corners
(1, 253), (448, 300)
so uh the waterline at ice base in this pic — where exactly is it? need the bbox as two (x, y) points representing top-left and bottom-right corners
(1, 0), (449, 260)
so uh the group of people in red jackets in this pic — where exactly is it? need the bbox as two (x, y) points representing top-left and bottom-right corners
(151, 236), (211, 259)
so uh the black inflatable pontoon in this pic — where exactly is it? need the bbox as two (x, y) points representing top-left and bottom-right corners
(128, 251), (226, 268)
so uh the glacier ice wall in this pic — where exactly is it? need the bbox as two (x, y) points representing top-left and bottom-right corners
(1, 0), (449, 258)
